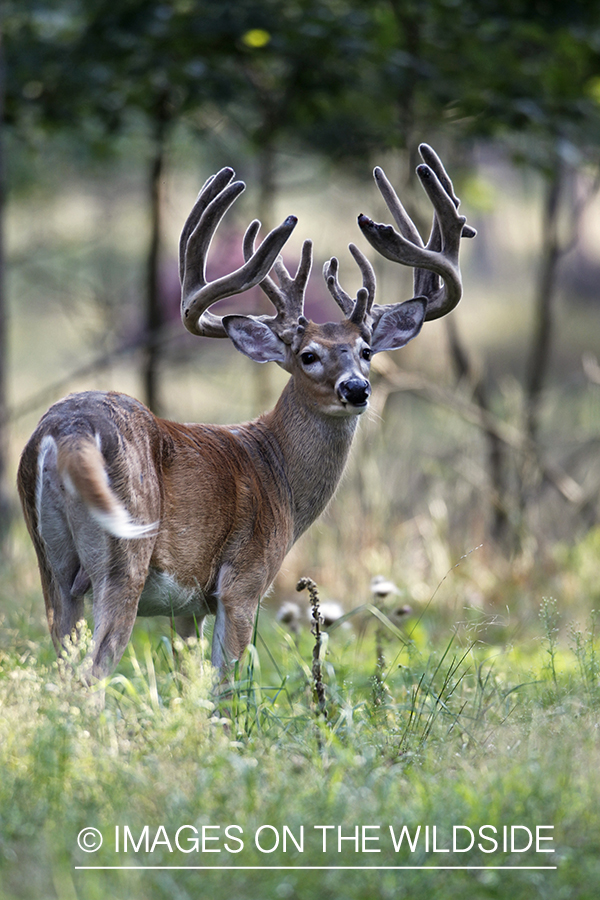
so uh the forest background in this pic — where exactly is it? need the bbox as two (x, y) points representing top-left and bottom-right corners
(2, 2), (600, 899)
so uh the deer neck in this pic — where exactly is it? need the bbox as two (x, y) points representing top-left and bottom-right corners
(250, 377), (359, 544)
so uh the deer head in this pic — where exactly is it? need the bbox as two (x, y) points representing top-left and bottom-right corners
(178, 154), (471, 418)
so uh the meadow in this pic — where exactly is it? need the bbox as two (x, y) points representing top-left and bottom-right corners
(2, 146), (600, 898)
(1, 548), (600, 899)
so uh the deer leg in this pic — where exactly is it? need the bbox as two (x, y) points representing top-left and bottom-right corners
(89, 576), (146, 680)
(212, 597), (257, 669)
(38, 566), (86, 654)
(82, 534), (154, 680)
(174, 614), (207, 642)
(36, 491), (88, 651)
(211, 599), (229, 670)
(211, 565), (262, 671)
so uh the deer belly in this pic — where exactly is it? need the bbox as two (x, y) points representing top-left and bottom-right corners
(137, 569), (211, 617)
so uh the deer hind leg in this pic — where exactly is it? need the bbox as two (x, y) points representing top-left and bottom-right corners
(38, 508), (145, 680)
(89, 578), (143, 680)
(47, 497), (154, 681)
(80, 535), (154, 680)
(174, 614), (206, 641)
(35, 439), (89, 650)
(36, 547), (87, 655)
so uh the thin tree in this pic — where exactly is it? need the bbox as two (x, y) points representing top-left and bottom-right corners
(0, 31), (11, 548)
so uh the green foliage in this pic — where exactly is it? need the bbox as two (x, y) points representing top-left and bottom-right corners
(3, 0), (381, 159)
(1, 584), (600, 897)
(7, 0), (600, 171)
(4, 0), (237, 131)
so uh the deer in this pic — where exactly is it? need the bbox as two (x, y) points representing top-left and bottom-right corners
(17, 144), (475, 684)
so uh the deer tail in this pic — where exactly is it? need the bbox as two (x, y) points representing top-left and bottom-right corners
(55, 436), (157, 539)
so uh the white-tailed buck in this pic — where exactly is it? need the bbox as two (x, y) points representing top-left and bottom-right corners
(18, 144), (474, 680)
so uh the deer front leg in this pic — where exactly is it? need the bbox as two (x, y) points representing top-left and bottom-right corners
(211, 564), (262, 672)
(211, 597), (257, 672)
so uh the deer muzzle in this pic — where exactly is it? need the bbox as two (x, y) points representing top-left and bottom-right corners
(336, 376), (371, 409)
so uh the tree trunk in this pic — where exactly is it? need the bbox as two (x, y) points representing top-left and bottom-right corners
(0, 34), (13, 550)
(143, 116), (167, 415)
(257, 139), (276, 234)
(446, 316), (514, 551)
(252, 140), (277, 414)
(524, 161), (564, 443)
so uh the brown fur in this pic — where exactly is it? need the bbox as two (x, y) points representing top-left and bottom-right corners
(16, 323), (371, 679)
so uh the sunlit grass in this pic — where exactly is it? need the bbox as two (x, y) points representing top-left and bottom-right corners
(2, 535), (600, 898)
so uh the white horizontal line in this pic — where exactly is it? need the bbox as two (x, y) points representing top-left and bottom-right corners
(75, 865), (558, 871)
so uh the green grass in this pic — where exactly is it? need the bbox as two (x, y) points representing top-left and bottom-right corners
(1, 554), (599, 900)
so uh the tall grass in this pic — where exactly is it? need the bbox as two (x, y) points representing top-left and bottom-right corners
(1, 560), (600, 899)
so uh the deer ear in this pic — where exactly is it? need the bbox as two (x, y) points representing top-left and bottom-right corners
(223, 315), (288, 364)
(370, 298), (426, 354)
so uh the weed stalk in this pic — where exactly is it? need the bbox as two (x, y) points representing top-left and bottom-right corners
(373, 602), (387, 707)
(297, 576), (327, 720)
(540, 596), (560, 687)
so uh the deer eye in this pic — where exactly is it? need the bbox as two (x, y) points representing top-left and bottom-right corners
(361, 347), (372, 361)
(300, 351), (318, 365)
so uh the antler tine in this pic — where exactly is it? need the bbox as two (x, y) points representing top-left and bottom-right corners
(349, 288), (370, 327)
(371, 167), (424, 247)
(324, 244), (377, 327)
(413, 146), (478, 311)
(180, 167), (297, 338)
(243, 222), (313, 342)
(418, 143), (477, 240)
(242, 218), (284, 313)
(358, 146), (476, 322)
(178, 168), (237, 283)
(323, 256), (354, 317)
(268, 242), (313, 341)
(414, 144), (476, 302)
(348, 243), (376, 314)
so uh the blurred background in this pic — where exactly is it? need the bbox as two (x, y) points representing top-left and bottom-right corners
(3, 0), (600, 648)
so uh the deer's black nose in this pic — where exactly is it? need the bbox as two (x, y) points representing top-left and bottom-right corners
(337, 377), (371, 407)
